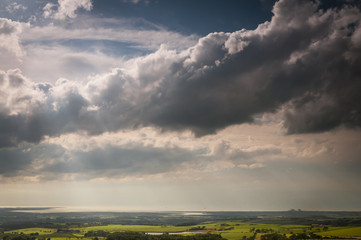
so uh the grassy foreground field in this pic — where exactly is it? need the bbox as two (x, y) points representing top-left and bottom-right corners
(2, 210), (361, 240)
(4, 222), (361, 240)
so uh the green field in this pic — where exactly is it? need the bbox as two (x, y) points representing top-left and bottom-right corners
(318, 226), (361, 237)
(72, 224), (190, 233)
(4, 222), (361, 240)
(5, 228), (57, 235)
(210, 222), (313, 240)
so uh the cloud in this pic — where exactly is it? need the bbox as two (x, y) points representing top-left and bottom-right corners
(5, 2), (27, 13)
(208, 140), (282, 163)
(43, 0), (93, 19)
(41, 144), (199, 180)
(0, 130), (283, 181)
(122, 0), (150, 4)
(21, 43), (127, 83)
(0, 18), (23, 59)
(131, 0), (360, 136)
(1, 0), (361, 149)
(0, 139), (206, 181)
(0, 147), (33, 176)
(0, 144), (65, 178)
(0, 115), (359, 182)
(0, 69), (89, 147)
(1, 0), (361, 211)
(238, 163), (266, 169)
(21, 18), (198, 52)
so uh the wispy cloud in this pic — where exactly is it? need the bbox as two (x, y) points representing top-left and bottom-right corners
(238, 163), (266, 169)
(21, 19), (198, 51)
(5, 2), (27, 13)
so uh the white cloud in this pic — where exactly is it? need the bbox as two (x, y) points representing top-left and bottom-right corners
(0, 68), (46, 115)
(43, 3), (57, 19)
(5, 2), (27, 13)
(43, 0), (93, 19)
(185, 32), (230, 66)
(0, 18), (23, 60)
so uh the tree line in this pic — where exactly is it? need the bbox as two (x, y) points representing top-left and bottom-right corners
(106, 232), (225, 240)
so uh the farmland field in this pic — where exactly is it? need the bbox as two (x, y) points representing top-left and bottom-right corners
(318, 226), (361, 237)
(1, 209), (361, 240)
(4, 222), (361, 240)
(5, 228), (57, 235)
(72, 224), (190, 233)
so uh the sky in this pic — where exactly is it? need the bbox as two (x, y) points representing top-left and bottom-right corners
(0, 0), (361, 211)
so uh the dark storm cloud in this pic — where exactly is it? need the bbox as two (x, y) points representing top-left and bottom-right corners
(0, 71), (91, 147)
(0, 147), (33, 176)
(283, 36), (361, 133)
(136, 0), (361, 135)
(0, 144), (66, 177)
(1, 0), (361, 149)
